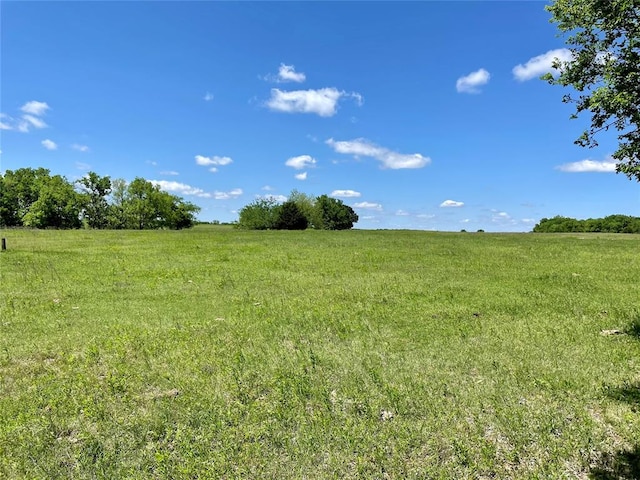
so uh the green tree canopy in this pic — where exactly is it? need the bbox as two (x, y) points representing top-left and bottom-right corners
(545, 0), (640, 181)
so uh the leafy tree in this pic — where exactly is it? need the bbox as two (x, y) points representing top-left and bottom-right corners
(237, 198), (280, 230)
(533, 214), (640, 233)
(314, 195), (358, 230)
(545, 0), (640, 181)
(22, 175), (82, 229)
(288, 189), (321, 228)
(106, 178), (129, 229)
(275, 200), (308, 230)
(77, 172), (112, 229)
(0, 167), (52, 226)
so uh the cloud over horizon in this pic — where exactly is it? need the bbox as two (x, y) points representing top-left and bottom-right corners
(440, 200), (464, 207)
(330, 189), (361, 198)
(326, 138), (430, 169)
(195, 154), (233, 172)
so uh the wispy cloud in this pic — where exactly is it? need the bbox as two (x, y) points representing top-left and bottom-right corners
(354, 201), (383, 211)
(295, 172), (308, 180)
(21, 101), (50, 116)
(258, 194), (287, 203)
(440, 200), (464, 208)
(456, 68), (490, 93)
(277, 64), (306, 83)
(41, 139), (58, 150)
(395, 210), (410, 216)
(152, 180), (242, 200)
(1, 101), (50, 132)
(330, 189), (361, 198)
(555, 156), (617, 173)
(513, 48), (572, 81)
(160, 170), (180, 176)
(72, 144), (90, 153)
(195, 154), (233, 172)
(204, 92), (214, 101)
(285, 154), (316, 169)
(213, 188), (243, 200)
(266, 88), (362, 117)
(326, 138), (430, 169)
(152, 180), (212, 198)
(75, 162), (91, 171)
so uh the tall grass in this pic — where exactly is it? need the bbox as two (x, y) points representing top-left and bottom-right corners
(1, 227), (639, 478)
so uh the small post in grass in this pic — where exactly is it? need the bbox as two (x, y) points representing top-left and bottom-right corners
(1, 238), (6, 251)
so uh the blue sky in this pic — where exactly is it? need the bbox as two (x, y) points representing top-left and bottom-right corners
(1, 1), (638, 231)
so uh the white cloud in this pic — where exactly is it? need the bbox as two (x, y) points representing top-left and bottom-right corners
(555, 156), (618, 173)
(195, 155), (233, 172)
(71, 144), (90, 152)
(395, 210), (410, 216)
(213, 188), (243, 200)
(204, 92), (214, 101)
(258, 194), (287, 203)
(295, 172), (308, 180)
(152, 180), (212, 198)
(330, 189), (361, 198)
(326, 138), (430, 169)
(41, 139), (58, 150)
(440, 200), (464, 208)
(278, 64), (306, 83)
(354, 201), (383, 211)
(262, 185), (274, 191)
(417, 214), (435, 219)
(513, 48), (573, 81)
(21, 101), (49, 116)
(22, 114), (48, 129)
(1, 102), (50, 132)
(266, 88), (361, 117)
(285, 154), (316, 169)
(160, 170), (179, 176)
(456, 68), (490, 93)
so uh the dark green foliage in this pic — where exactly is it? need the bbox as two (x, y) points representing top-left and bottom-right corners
(314, 195), (358, 230)
(237, 193), (358, 231)
(545, 0), (640, 181)
(0, 168), (199, 230)
(275, 201), (308, 230)
(533, 215), (640, 233)
(77, 172), (112, 229)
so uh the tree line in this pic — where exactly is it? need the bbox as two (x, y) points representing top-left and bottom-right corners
(237, 190), (358, 230)
(533, 215), (640, 234)
(0, 168), (200, 229)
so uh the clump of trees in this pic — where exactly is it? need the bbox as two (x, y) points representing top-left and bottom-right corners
(533, 215), (640, 233)
(237, 190), (358, 230)
(0, 168), (200, 229)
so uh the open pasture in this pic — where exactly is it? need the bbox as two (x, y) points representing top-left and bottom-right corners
(1, 227), (639, 478)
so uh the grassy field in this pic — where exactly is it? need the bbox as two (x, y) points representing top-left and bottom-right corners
(0, 226), (639, 479)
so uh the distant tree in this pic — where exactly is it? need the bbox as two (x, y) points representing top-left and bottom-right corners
(288, 189), (321, 228)
(22, 175), (82, 229)
(314, 195), (358, 230)
(545, 0), (640, 181)
(0, 167), (52, 226)
(275, 201), (308, 230)
(77, 172), (111, 229)
(533, 215), (640, 233)
(237, 198), (280, 230)
(106, 178), (129, 229)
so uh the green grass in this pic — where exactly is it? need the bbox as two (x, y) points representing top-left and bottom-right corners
(1, 226), (639, 478)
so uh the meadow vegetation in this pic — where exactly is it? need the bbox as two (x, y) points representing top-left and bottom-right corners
(1, 227), (639, 478)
